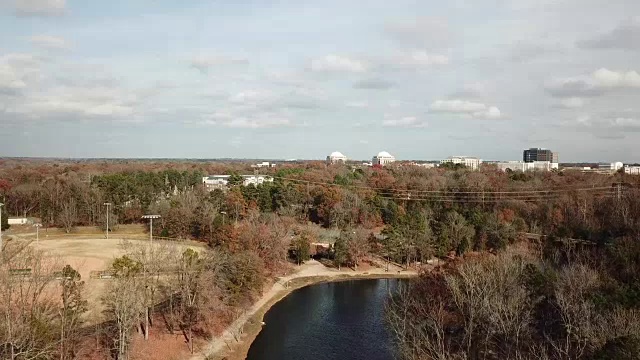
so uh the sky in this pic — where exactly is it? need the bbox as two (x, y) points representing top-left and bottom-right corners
(1, 0), (640, 161)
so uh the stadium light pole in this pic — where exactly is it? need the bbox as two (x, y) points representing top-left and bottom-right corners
(142, 215), (161, 245)
(34, 223), (42, 243)
(103, 203), (112, 239)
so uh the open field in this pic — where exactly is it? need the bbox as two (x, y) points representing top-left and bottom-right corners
(5, 226), (207, 322)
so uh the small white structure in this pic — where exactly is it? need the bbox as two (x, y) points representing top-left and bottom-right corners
(625, 166), (640, 175)
(600, 162), (624, 171)
(202, 175), (274, 191)
(416, 163), (436, 169)
(372, 151), (396, 166)
(440, 156), (483, 170)
(327, 151), (348, 164)
(8, 217), (28, 225)
(496, 161), (558, 172)
(251, 162), (276, 168)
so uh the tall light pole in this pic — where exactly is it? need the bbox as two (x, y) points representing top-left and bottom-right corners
(34, 223), (42, 243)
(0, 202), (3, 253)
(141, 215), (161, 245)
(103, 203), (112, 239)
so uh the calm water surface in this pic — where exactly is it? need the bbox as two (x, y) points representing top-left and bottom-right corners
(246, 279), (403, 360)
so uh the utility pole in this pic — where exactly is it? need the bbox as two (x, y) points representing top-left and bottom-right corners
(616, 183), (622, 201)
(103, 203), (112, 239)
(220, 211), (227, 226)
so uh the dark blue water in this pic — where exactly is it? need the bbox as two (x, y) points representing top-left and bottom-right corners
(246, 279), (403, 360)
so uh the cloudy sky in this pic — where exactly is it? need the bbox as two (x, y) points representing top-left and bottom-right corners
(1, 0), (640, 161)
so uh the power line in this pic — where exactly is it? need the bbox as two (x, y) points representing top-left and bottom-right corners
(272, 176), (619, 197)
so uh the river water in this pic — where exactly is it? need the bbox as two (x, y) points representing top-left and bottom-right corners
(246, 278), (404, 360)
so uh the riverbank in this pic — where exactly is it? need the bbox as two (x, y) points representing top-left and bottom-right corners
(190, 259), (417, 360)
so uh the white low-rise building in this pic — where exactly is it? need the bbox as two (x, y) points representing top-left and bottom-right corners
(372, 151), (396, 166)
(440, 156), (483, 170)
(251, 161), (276, 168)
(327, 151), (348, 163)
(496, 161), (558, 172)
(625, 166), (640, 175)
(8, 217), (28, 225)
(202, 175), (274, 190)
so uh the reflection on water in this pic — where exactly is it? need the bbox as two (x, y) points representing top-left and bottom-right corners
(246, 279), (403, 360)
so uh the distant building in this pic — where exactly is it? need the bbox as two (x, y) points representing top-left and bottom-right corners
(372, 151), (396, 166)
(202, 175), (273, 191)
(600, 162), (624, 171)
(440, 156), (483, 170)
(8, 217), (28, 225)
(523, 148), (558, 163)
(496, 161), (558, 172)
(404, 162), (436, 169)
(625, 166), (640, 175)
(563, 162), (624, 175)
(251, 161), (276, 168)
(327, 151), (348, 164)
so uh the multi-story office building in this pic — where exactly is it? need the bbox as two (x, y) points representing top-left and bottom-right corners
(440, 156), (483, 170)
(496, 161), (559, 172)
(523, 148), (558, 163)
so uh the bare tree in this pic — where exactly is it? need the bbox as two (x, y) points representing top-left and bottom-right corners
(59, 199), (78, 233)
(103, 256), (143, 360)
(0, 242), (60, 360)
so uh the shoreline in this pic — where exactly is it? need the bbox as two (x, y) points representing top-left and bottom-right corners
(190, 261), (417, 360)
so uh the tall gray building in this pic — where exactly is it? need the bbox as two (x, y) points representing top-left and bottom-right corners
(523, 148), (558, 163)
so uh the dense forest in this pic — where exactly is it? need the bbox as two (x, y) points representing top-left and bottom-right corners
(1, 158), (640, 359)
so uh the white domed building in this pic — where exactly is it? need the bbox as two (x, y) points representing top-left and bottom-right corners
(327, 151), (348, 164)
(372, 151), (396, 166)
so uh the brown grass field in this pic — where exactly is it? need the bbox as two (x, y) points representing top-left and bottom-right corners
(7, 224), (206, 322)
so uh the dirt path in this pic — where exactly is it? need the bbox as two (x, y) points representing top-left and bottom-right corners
(191, 259), (416, 360)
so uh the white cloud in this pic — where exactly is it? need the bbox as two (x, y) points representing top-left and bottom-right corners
(592, 68), (640, 87)
(190, 54), (248, 73)
(0, 53), (41, 95)
(563, 114), (640, 139)
(29, 35), (69, 50)
(14, 0), (65, 16)
(346, 101), (368, 108)
(203, 114), (293, 129)
(392, 50), (449, 67)
(559, 97), (585, 108)
(382, 116), (427, 128)
(547, 68), (640, 97)
(228, 90), (270, 104)
(310, 55), (367, 73)
(430, 100), (487, 113)
(609, 117), (640, 128)
(474, 106), (501, 119)
(430, 99), (502, 119)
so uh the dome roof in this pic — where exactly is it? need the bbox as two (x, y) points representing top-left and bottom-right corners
(376, 151), (393, 158)
(330, 151), (346, 158)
